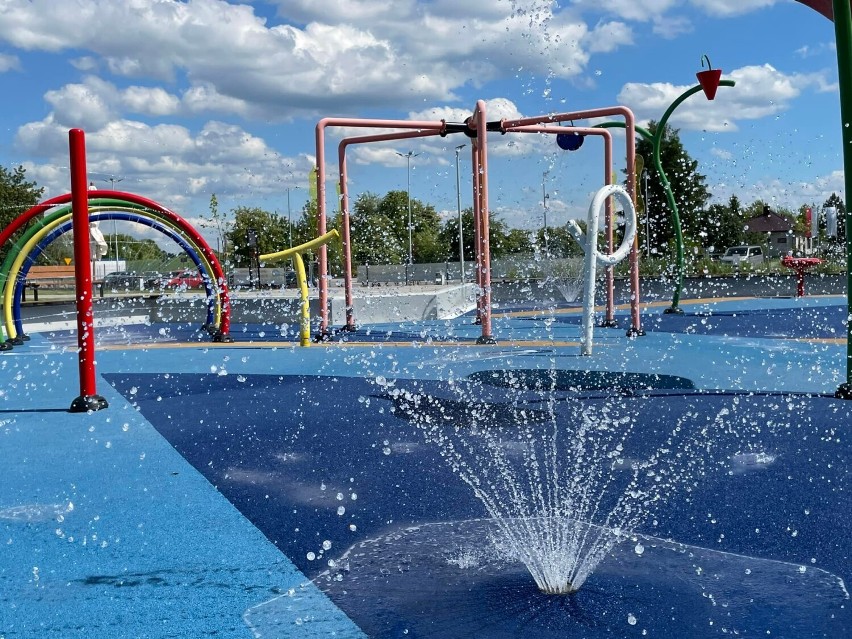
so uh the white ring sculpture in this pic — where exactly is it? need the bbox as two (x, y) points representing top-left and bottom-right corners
(566, 184), (637, 356)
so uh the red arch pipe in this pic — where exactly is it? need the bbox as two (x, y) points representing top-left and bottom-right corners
(0, 189), (231, 338)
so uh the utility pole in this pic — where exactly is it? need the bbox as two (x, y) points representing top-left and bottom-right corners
(396, 151), (419, 285)
(286, 186), (300, 248)
(455, 144), (466, 282)
(104, 176), (124, 271)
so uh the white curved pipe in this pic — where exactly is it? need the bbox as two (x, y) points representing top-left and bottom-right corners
(579, 184), (637, 355)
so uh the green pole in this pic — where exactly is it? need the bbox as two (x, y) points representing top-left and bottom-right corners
(656, 80), (736, 313)
(597, 80), (735, 313)
(832, 0), (852, 398)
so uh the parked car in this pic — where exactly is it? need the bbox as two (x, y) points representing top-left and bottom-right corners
(720, 245), (764, 266)
(101, 271), (145, 291)
(162, 269), (206, 289)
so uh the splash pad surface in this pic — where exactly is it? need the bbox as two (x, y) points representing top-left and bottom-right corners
(1, 295), (849, 637)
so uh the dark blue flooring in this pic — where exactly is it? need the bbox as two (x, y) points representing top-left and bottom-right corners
(104, 371), (852, 638)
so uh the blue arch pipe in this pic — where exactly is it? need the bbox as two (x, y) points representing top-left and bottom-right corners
(13, 212), (216, 338)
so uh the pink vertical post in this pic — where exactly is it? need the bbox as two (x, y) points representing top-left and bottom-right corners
(501, 107), (642, 336)
(338, 148), (355, 330)
(68, 129), (108, 412)
(471, 142), (483, 325)
(315, 123), (330, 338)
(603, 137), (616, 327)
(473, 100), (495, 344)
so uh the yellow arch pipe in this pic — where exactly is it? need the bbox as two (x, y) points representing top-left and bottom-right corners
(260, 229), (340, 346)
(3, 207), (222, 339)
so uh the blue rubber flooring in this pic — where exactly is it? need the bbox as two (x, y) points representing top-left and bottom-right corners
(1, 294), (850, 638)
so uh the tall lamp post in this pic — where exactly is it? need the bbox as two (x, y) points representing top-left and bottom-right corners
(104, 176), (124, 271)
(396, 150), (419, 284)
(285, 186), (300, 248)
(455, 144), (466, 281)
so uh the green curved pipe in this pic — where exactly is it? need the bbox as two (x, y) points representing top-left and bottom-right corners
(597, 79), (736, 311)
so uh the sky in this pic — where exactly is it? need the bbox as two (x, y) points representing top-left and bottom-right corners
(0, 0), (845, 250)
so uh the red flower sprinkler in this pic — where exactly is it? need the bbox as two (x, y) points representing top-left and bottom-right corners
(696, 54), (723, 100)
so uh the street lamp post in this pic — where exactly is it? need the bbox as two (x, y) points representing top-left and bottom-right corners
(104, 176), (123, 272)
(396, 151), (419, 285)
(286, 186), (299, 248)
(455, 144), (466, 282)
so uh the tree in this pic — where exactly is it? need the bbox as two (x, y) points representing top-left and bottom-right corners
(102, 233), (171, 262)
(691, 195), (745, 254)
(198, 194), (231, 262)
(348, 191), (441, 265)
(226, 207), (289, 267)
(823, 192), (846, 242)
(0, 165), (44, 262)
(637, 122), (711, 255)
(438, 209), (476, 262)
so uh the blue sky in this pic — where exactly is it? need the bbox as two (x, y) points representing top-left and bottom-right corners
(0, 0), (844, 248)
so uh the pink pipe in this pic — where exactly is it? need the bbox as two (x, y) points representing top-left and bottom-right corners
(501, 125), (615, 320)
(68, 129), (107, 412)
(471, 140), (483, 325)
(502, 108), (641, 335)
(338, 129), (444, 329)
(470, 100), (495, 343)
(315, 118), (450, 337)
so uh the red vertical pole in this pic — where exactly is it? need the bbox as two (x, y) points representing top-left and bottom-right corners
(68, 129), (108, 413)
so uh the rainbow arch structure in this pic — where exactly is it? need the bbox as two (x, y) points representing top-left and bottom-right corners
(0, 190), (231, 347)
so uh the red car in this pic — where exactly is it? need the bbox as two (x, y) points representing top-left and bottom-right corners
(163, 269), (205, 289)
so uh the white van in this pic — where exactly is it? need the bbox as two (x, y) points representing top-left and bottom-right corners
(720, 245), (764, 266)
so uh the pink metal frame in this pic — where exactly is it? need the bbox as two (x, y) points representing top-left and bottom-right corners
(500, 106), (641, 335)
(314, 103), (641, 341)
(500, 125), (617, 323)
(315, 112), (497, 342)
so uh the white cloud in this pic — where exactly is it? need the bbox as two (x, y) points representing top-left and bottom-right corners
(0, 53), (19, 72)
(617, 64), (824, 133)
(587, 21), (634, 53)
(121, 86), (181, 117)
(689, 0), (778, 18)
(44, 78), (116, 130)
(652, 15), (693, 39)
(13, 114), (306, 218)
(0, 0), (599, 120)
(573, 0), (680, 22)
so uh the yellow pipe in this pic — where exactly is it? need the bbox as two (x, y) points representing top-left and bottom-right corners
(4, 214), (73, 339)
(260, 229), (340, 347)
(259, 229), (339, 262)
(3, 208), (222, 339)
(293, 253), (310, 346)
